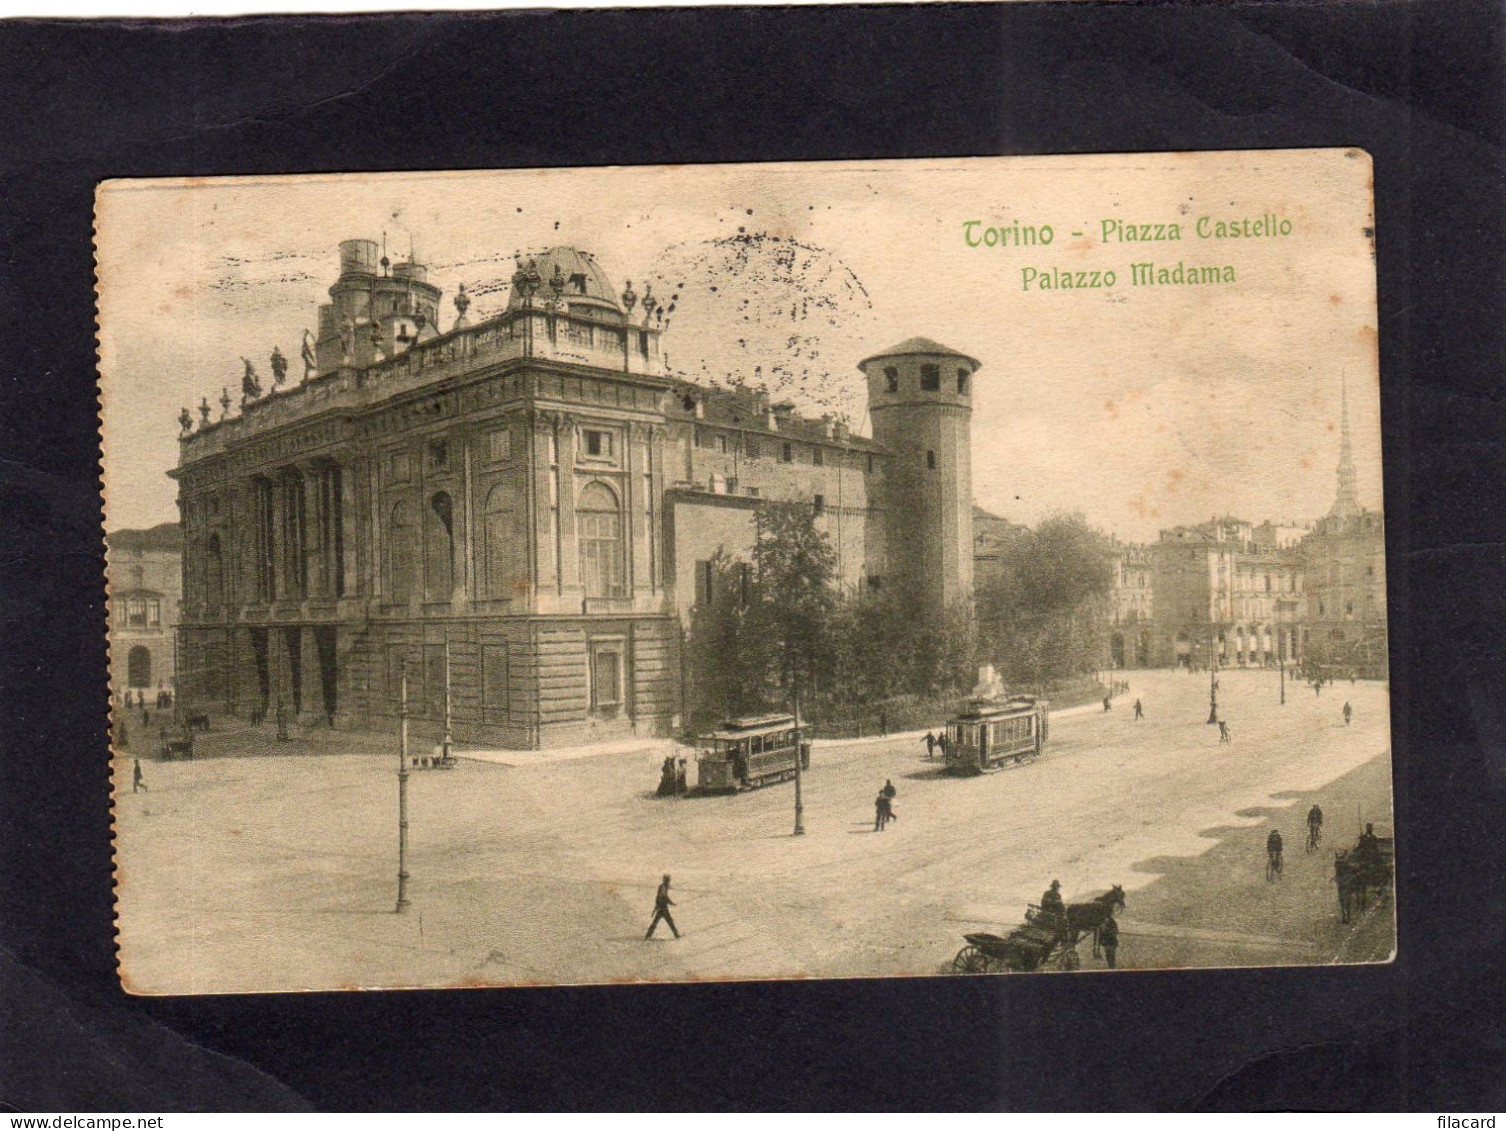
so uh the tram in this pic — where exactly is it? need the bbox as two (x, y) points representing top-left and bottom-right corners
(695, 713), (810, 792)
(944, 695), (1050, 775)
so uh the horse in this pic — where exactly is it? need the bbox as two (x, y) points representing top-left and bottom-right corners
(1067, 885), (1127, 957)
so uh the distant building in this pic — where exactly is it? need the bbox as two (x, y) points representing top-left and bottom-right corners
(1299, 382), (1388, 678)
(171, 241), (978, 747)
(106, 523), (183, 696)
(1108, 539), (1155, 668)
(1151, 517), (1305, 670)
(971, 505), (1028, 584)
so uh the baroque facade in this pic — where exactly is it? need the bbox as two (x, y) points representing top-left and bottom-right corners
(107, 523), (183, 694)
(172, 241), (978, 747)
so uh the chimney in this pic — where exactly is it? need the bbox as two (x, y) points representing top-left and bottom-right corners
(694, 398), (705, 420)
(821, 414), (835, 439)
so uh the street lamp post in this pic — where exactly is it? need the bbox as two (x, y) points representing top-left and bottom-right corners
(441, 639), (453, 766)
(396, 672), (411, 914)
(1207, 632), (1220, 724)
(1279, 638), (1287, 705)
(792, 664), (806, 837)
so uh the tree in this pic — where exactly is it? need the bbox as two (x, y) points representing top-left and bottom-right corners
(748, 501), (838, 706)
(977, 512), (1115, 685)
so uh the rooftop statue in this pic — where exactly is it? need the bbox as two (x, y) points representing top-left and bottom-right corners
(240, 358), (262, 404)
(270, 345), (288, 387)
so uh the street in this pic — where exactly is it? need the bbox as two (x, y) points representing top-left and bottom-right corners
(114, 668), (1394, 993)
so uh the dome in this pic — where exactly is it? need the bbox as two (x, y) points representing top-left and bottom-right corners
(507, 247), (624, 317)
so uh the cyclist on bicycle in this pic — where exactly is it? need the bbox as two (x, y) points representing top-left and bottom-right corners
(1306, 804), (1324, 850)
(1266, 828), (1284, 880)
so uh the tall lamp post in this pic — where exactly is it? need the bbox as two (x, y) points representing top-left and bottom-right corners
(1206, 631), (1220, 724)
(791, 659), (806, 837)
(396, 672), (411, 914)
(440, 639), (454, 766)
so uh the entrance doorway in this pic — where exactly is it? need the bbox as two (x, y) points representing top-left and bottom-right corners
(127, 645), (152, 688)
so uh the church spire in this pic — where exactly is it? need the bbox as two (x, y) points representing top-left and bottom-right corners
(1329, 375), (1361, 519)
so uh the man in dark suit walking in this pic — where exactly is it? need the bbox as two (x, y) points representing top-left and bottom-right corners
(645, 874), (680, 940)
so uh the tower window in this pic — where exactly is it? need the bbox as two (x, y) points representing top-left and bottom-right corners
(927, 450), (937, 470)
(583, 429), (612, 458)
(782, 442), (793, 463)
(920, 364), (941, 391)
(957, 368), (970, 394)
(884, 367), (899, 393)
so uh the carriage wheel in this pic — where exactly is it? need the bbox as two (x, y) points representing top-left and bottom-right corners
(1058, 948), (1081, 971)
(952, 946), (989, 974)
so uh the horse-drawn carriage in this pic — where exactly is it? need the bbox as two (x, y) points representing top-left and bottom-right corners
(952, 886), (1125, 973)
(1334, 827), (1393, 922)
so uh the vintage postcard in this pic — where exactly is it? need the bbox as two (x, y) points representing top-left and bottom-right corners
(99, 151), (1392, 994)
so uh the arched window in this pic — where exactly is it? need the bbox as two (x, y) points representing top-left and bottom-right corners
(388, 501), (415, 600)
(206, 533), (224, 606)
(484, 484), (520, 599)
(426, 491), (456, 600)
(578, 481), (625, 598)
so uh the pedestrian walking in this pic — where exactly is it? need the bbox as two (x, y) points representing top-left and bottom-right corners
(1102, 695), (1112, 713)
(1343, 701), (1352, 727)
(132, 757), (147, 793)
(874, 792), (895, 831)
(644, 874), (680, 939)
(142, 707), (151, 729)
(1218, 720), (1231, 744)
(923, 731), (937, 758)
(881, 779), (897, 800)
(1100, 914), (1119, 969)
(676, 757), (689, 794)
(1133, 699), (1144, 720)
(879, 709), (888, 738)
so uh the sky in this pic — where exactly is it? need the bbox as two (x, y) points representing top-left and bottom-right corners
(96, 151), (1382, 542)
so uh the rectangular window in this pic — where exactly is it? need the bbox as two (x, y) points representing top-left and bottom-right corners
(866, 454), (874, 474)
(591, 648), (621, 716)
(717, 434), (728, 454)
(782, 442), (793, 463)
(390, 452), (412, 482)
(746, 438), (760, 460)
(927, 450), (937, 470)
(813, 494), (825, 515)
(745, 486), (761, 498)
(147, 598), (161, 626)
(695, 560), (714, 607)
(813, 447), (824, 467)
(482, 643), (510, 720)
(920, 364), (941, 391)
(957, 368), (971, 395)
(694, 428), (704, 450)
(427, 439), (448, 470)
(884, 366), (899, 393)
(489, 428), (512, 462)
(584, 429), (612, 458)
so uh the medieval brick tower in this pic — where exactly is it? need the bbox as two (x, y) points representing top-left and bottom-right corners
(859, 337), (977, 611)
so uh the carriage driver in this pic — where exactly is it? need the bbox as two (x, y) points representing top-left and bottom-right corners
(1039, 880), (1066, 926)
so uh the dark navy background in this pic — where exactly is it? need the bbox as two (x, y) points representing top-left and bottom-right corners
(1, 2), (1503, 1111)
